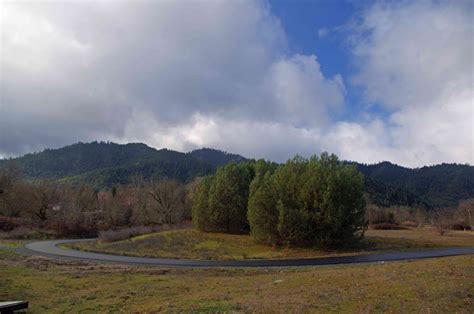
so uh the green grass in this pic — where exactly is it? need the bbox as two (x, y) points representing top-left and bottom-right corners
(65, 227), (474, 260)
(0, 239), (30, 248)
(0, 246), (472, 312)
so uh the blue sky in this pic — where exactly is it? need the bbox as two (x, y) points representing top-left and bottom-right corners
(270, 0), (355, 77)
(270, 0), (389, 122)
(1, 0), (472, 166)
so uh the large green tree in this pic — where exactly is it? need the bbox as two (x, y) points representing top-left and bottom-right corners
(247, 161), (279, 244)
(249, 153), (367, 248)
(207, 162), (254, 233)
(191, 176), (212, 231)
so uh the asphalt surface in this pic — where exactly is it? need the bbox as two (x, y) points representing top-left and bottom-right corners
(23, 239), (474, 268)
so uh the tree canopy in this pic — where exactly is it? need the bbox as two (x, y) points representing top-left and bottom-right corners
(193, 153), (367, 248)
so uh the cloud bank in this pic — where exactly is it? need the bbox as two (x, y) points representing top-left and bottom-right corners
(0, 0), (472, 166)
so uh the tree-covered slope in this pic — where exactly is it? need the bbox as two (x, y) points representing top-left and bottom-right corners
(0, 142), (247, 186)
(1, 142), (472, 208)
(189, 148), (247, 167)
(355, 162), (474, 208)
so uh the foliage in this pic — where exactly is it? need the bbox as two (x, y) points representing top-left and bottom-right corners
(2, 141), (473, 209)
(247, 171), (278, 244)
(263, 153), (367, 248)
(0, 142), (247, 189)
(192, 176), (213, 231)
(207, 162), (254, 233)
(356, 161), (474, 208)
(194, 154), (367, 248)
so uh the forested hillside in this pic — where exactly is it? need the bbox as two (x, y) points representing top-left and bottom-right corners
(1, 142), (472, 208)
(355, 162), (474, 208)
(0, 142), (247, 186)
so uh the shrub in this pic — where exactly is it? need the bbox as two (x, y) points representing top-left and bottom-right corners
(401, 220), (419, 228)
(450, 221), (472, 231)
(0, 226), (45, 239)
(0, 216), (23, 231)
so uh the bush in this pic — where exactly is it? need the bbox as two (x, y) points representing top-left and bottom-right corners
(0, 226), (45, 239)
(450, 221), (471, 231)
(370, 223), (406, 230)
(0, 216), (23, 231)
(401, 220), (419, 228)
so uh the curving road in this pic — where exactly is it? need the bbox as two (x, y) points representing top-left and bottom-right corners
(23, 239), (474, 268)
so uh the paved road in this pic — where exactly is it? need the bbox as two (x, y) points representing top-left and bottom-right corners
(23, 239), (474, 268)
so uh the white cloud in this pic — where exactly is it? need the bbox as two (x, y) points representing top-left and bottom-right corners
(0, 0), (344, 159)
(346, 0), (473, 166)
(0, 0), (472, 167)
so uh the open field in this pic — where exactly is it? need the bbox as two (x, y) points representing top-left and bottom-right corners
(0, 245), (473, 312)
(64, 227), (474, 260)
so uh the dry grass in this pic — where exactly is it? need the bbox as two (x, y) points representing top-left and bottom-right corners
(366, 226), (474, 248)
(65, 226), (474, 260)
(0, 247), (472, 312)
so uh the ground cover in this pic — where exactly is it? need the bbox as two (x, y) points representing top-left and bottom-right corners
(64, 227), (474, 260)
(0, 246), (472, 312)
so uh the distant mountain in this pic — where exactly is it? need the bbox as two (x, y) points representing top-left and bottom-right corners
(355, 162), (474, 208)
(1, 142), (472, 208)
(0, 142), (247, 187)
(189, 148), (247, 167)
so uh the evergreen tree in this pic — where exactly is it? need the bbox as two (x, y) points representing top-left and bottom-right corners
(207, 162), (253, 233)
(273, 156), (309, 245)
(250, 153), (367, 248)
(191, 176), (212, 231)
(248, 172), (279, 244)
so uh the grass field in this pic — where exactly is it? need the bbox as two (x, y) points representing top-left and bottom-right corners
(0, 246), (473, 312)
(64, 227), (474, 260)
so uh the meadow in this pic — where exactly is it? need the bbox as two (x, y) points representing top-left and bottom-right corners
(64, 227), (474, 260)
(0, 245), (472, 312)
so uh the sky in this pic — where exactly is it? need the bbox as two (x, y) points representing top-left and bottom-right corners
(0, 0), (473, 167)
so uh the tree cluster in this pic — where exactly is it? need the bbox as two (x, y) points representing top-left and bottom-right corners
(0, 163), (197, 237)
(193, 154), (367, 248)
(192, 162), (254, 233)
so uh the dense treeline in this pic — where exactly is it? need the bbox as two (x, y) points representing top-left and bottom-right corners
(2, 142), (473, 209)
(193, 154), (367, 248)
(355, 162), (474, 208)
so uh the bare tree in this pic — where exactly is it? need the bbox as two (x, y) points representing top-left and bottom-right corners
(431, 207), (453, 235)
(148, 179), (185, 224)
(30, 181), (60, 221)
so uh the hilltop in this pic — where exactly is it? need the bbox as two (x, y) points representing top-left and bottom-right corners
(1, 142), (473, 208)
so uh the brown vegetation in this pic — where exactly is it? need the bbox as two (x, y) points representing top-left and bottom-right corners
(0, 163), (199, 238)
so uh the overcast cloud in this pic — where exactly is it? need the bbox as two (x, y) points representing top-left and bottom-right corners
(0, 0), (472, 167)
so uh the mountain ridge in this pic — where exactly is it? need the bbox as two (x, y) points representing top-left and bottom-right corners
(1, 141), (473, 208)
